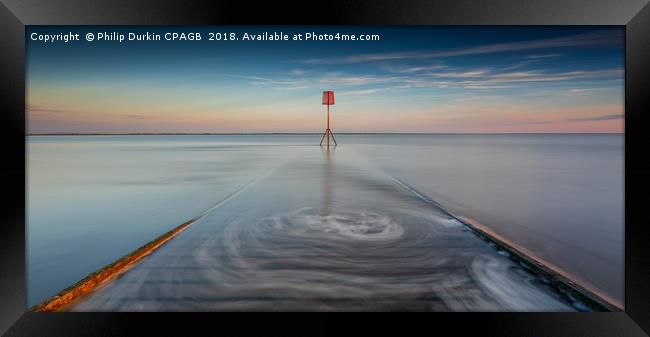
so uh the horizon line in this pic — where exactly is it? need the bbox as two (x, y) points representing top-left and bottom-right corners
(26, 132), (624, 136)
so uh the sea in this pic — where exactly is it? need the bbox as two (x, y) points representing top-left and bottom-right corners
(27, 134), (623, 310)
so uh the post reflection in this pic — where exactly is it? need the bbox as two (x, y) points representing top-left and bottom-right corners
(321, 146), (334, 216)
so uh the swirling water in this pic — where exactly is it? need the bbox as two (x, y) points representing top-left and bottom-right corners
(27, 135), (622, 310)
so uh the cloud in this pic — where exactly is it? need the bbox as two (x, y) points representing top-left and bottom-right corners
(510, 113), (624, 126)
(569, 88), (595, 93)
(317, 74), (397, 86)
(125, 114), (152, 120)
(27, 105), (79, 116)
(488, 69), (622, 81)
(231, 73), (399, 90)
(337, 88), (386, 96)
(28, 105), (170, 124)
(568, 113), (623, 121)
(300, 31), (621, 64)
(523, 53), (564, 59)
(380, 63), (447, 74)
(397, 68), (622, 90)
(429, 70), (491, 78)
(233, 66), (622, 93)
(503, 120), (554, 126)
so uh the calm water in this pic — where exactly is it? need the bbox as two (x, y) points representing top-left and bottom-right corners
(27, 134), (623, 309)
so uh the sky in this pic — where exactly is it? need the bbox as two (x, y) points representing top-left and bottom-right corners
(26, 26), (624, 133)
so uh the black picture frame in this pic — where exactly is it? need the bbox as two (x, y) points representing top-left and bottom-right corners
(1, 0), (649, 335)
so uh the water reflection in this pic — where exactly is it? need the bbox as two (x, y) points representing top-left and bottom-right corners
(322, 146), (333, 215)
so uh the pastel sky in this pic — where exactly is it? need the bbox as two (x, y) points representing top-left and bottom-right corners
(27, 26), (624, 133)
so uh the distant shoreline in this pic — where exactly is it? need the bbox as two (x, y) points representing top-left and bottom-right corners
(26, 132), (623, 136)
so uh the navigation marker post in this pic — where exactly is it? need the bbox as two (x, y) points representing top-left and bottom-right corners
(320, 90), (337, 147)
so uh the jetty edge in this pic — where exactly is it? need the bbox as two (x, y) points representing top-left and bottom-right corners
(31, 179), (259, 311)
(388, 175), (621, 312)
(30, 217), (199, 312)
(458, 215), (621, 312)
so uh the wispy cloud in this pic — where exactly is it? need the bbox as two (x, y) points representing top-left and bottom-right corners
(504, 120), (554, 126)
(300, 31), (620, 64)
(290, 69), (307, 76)
(231, 67), (622, 93)
(379, 63), (447, 74)
(507, 113), (624, 126)
(337, 88), (387, 96)
(498, 54), (563, 71)
(523, 53), (564, 59)
(231, 73), (399, 90)
(568, 113), (623, 122)
(125, 114), (152, 120)
(486, 69), (623, 82)
(398, 68), (622, 90)
(27, 105), (79, 116)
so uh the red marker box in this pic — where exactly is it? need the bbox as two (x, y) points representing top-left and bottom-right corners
(322, 90), (335, 105)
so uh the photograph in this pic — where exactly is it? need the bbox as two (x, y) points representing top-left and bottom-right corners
(26, 26), (624, 312)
